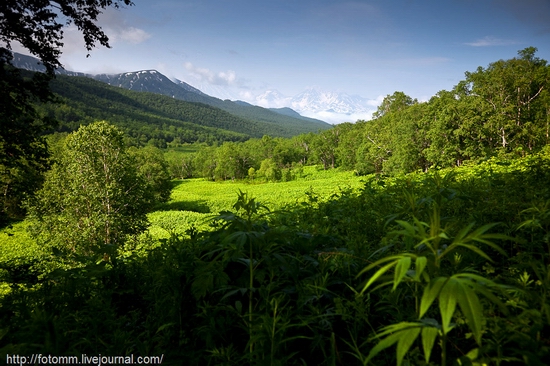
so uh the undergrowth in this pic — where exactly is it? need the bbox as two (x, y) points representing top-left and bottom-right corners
(1, 150), (550, 364)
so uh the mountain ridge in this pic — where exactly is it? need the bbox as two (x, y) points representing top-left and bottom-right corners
(10, 52), (332, 133)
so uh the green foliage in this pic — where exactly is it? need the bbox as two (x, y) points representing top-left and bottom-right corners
(42, 75), (253, 144)
(0, 64), (55, 223)
(1, 0), (134, 222)
(128, 145), (172, 204)
(2, 48), (550, 365)
(26, 121), (150, 260)
(333, 47), (550, 176)
(258, 158), (281, 182)
(359, 201), (510, 365)
(2, 152), (550, 363)
(372, 91), (418, 119)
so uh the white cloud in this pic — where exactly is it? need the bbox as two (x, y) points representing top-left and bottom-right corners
(60, 7), (151, 52)
(53, 7), (151, 56)
(465, 36), (517, 47)
(184, 62), (238, 86)
(114, 27), (151, 44)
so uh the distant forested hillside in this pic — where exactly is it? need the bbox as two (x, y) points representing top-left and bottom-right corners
(36, 74), (327, 146)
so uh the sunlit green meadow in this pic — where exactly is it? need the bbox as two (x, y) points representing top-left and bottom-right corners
(148, 166), (364, 238)
(1, 166), (364, 248)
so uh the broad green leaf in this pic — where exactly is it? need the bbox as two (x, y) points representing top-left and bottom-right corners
(366, 331), (401, 365)
(414, 256), (428, 282)
(367, 322), (422, 365)
(421, 326), (439, 363)
(393, 256), (412, 290)
(419, 277), (448, 318)
(465, 348), (479, 360)
(396, 327), (421, 366)
(439, 278), (458, 334)
(455, 273), (509, 315)
(455, 279), (483, 345)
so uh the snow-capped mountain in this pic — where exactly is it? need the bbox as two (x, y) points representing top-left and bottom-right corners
(255, 87), (379, 124)
(290, 88), (373, 115)
(256, 90), (292, 109)
(93, 71), (207, 98)
(172, 78), (209, 97)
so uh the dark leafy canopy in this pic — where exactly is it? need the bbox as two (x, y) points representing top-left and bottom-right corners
(0, 63), (54, 220)
(0, 0), (133, 222)
(0, 0), (134, 73)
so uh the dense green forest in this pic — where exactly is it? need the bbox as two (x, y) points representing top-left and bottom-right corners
(178, 47), (550, 181)
(42, 74), (275, 144)
(1, 47), (550, 365)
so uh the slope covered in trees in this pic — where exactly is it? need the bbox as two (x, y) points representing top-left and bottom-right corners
(89, 69), (332, 135)
(40, 74), (293, 144)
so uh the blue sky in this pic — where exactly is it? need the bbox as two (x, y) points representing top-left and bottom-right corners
(15, 0), (550, 108)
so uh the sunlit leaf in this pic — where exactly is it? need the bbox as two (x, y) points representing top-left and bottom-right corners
(393, 256), (412, 290)
(455, 273), (509, 315)
(360, 260), (397, 294)
(419, 277), (448, 318)
(414, 256), (428, 282)
(367, 322), (422, 366)
(439, 278), (458, 334)
(421, 326), (439, 363)
(455, 279), (483, 345)
(397, 327), (421, 366)
(366, 331), (401, 365)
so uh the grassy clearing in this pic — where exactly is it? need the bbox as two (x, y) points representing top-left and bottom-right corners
(1, 165), (364, 245)
(148, 166), (364, 237)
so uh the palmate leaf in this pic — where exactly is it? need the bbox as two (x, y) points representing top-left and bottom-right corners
(367, 321), (440, 366)
(452, 222), (509, 256)
(419, 277), (448, 318)
(454, 273), (509, 315)
(358, 254), (417, 294)
(421, 274), (498, 345)
(366, 322), (422, 366)
(441, 243), (493, 262)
